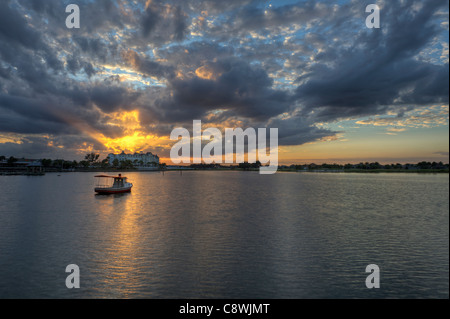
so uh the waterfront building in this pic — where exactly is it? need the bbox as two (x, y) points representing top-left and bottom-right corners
(107, 151), (160, 167)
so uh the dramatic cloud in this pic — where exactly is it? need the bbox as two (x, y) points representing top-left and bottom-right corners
(0, 0), (448, 161)
(295, 0), (449, 121)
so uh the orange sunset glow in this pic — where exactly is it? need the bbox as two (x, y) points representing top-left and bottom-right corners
(91, 110), (172, 155)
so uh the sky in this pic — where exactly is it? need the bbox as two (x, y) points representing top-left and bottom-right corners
(0, 0), (448, 165)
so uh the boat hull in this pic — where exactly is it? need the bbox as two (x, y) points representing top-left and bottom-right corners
(95, 186), (132, 194)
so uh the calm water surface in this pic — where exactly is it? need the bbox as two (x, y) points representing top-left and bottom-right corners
(0, 171), (448, 298)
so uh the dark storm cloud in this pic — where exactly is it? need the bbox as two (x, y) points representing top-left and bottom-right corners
(71, 36), (116, 64)
(139, 0), (190, 45)
(0, 93), (78, 135)
(188, 0), (256, 14)
(0, 1), (42, 49)
(155, 58), (292, 123)
(0, 79), (138, 138)
(158, 41), (235, 74)
(295, 0), (449, 121)
(18, 0), (62, 19)
(0, 2), (64, 96)
(122, 50), (175, 79)
(228, 0), (331, 34)
(0, 140), (56, 159)
(0, 111), (67, 135)
(89, 84), (141, 113)
(0, 66), (12, 80)
(266, 114), (337, 146)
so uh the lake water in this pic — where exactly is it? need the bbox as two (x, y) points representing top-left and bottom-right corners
(0, 171), (448, 299)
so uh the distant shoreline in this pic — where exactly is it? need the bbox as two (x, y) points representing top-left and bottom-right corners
(1, 167), (448, 175)
(277, 168), (449, 173)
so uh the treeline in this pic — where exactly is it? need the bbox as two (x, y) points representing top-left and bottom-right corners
(37, 153), (104, 169)
(0, 156), (19, 166)
(1, 155), (448, 171)
(0, 153), (164, 170)
(188, 162), (263, 169)
(287, 161), (449, 170)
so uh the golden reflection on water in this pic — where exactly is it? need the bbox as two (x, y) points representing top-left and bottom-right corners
(94, 190), (146, 297)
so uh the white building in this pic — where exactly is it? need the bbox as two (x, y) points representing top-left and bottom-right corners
(107, 151), (160, 167)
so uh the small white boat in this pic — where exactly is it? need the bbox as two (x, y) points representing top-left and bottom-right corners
(94, 174), (133, 194)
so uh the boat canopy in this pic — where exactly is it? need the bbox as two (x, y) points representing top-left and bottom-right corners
(94, 174), (127, 179)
